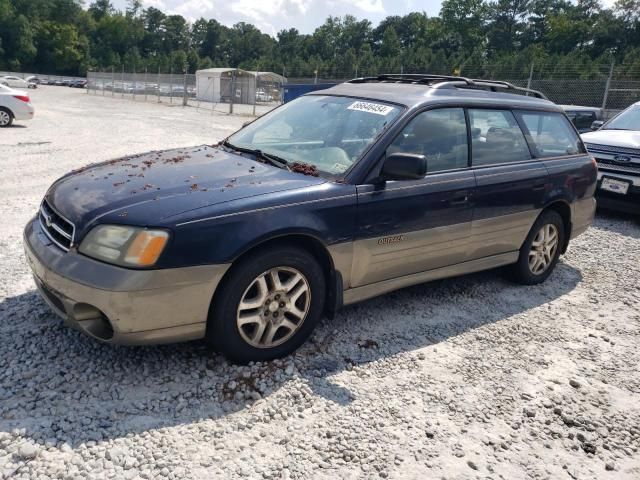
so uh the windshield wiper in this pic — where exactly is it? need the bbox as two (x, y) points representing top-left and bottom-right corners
(222, 140), (290, 170)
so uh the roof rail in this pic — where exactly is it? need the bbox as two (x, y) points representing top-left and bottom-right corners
(348, 74), (472, 85)
(433, 79), (548, 100)
(347, 74), (548, 100)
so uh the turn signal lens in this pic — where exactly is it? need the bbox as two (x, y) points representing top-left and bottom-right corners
(79, 225), (169, 267)
(124, 230), (169, 266)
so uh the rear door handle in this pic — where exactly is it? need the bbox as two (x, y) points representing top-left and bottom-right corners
(449, 195), (469, 206)
(532, 184), (546, 191)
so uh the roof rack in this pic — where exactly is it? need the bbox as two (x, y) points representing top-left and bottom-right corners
(347, 74), (548, 100)
(349, 74), (471, 84)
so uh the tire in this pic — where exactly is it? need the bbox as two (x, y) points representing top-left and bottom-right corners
(510, 210), (565, 285)
(0, 108), (13, 128)
(207, 245), (326, 363)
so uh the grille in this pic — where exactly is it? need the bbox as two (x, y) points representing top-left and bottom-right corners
(584, 143), (640, 156)
(39, 200), (75, 251)
(595, 158), (640, 176)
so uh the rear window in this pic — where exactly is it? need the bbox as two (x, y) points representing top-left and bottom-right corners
(516, 111), (583, 158)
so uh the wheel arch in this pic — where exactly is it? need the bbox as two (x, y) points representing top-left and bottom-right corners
(209, 232), (342, 323)
(541, 199), (572, 253)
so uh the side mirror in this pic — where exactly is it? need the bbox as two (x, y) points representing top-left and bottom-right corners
(381, 153), (427, 181)
(591, 120), (604, 131)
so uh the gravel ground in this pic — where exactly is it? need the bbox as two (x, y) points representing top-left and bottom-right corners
(1, 88), (639, 479)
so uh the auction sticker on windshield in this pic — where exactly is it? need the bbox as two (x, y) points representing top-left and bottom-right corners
(348, 101), (395, 116)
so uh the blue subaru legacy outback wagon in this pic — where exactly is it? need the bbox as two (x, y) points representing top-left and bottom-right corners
(24, 74), (597, 362)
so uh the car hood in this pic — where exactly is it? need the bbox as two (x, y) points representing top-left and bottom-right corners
(581, 130), (640, 149)
(46, 145), (326, 231)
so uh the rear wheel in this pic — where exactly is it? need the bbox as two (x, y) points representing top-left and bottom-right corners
(207, 245), (325, 363)
(510, 210), (565, 285)
(0, 108), (13, 127)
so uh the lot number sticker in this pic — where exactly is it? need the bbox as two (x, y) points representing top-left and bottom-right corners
(348, 101), (394, 116)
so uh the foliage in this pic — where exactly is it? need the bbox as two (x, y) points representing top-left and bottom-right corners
(0, 0), (638, 77)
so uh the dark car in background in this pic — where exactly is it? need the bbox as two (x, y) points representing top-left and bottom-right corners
(24, 74), (596, 363)
(560, 105), (604, 133)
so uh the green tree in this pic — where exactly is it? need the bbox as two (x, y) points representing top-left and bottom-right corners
(440, 0), (489, 56)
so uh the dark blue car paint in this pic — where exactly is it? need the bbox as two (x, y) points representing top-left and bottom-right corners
(164, 182), (357, 269)
(42, 85), (597, 287)
(46, 145), (326, 237)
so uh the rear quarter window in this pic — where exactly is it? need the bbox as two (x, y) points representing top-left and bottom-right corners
(516, 111), (584, 158)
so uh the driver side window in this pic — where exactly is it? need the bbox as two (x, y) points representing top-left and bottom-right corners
(387, 108), (469, 173)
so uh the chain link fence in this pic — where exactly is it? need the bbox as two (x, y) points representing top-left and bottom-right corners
(5, 62), (633, 118)
(86, 69), (283, 116)
(285, 62), (640, 119)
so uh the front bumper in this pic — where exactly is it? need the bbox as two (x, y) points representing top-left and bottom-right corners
(596, 171), (640, 215)
(23, 218), (230, 345)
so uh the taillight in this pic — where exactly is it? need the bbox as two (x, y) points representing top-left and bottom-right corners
(590, 156), (597, 168)
(13, 95), (29, 102)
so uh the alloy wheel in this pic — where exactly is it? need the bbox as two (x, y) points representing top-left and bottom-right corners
(0, 111), (10, 126)
(528, 224), (559, 275)
(236, 267), (311, 348)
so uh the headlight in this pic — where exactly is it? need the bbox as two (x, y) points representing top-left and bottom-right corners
(79, 225), (169, 267)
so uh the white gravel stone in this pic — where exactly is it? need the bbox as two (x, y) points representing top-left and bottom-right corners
(17, 442), (39, 459)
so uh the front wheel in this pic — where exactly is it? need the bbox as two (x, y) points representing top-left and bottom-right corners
(207, 245), (326, 363)
(510, 210), (565, 285)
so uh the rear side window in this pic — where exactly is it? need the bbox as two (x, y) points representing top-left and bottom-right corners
(516, 111), (582, 158)
(468, 109), (531, 166)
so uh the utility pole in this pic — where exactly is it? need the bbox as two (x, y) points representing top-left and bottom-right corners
(182, 63), (188, 107)
(601, 60), (614, 111)
(169, 65), (173, 104)
(230, 69), (237, 114)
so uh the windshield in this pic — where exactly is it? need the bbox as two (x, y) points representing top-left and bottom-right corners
(604, 104), (640, 131)
(227, 95), (403, 176)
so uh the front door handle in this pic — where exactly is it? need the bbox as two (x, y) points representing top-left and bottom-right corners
(449, 195), (469, 206)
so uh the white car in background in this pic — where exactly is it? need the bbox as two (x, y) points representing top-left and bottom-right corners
(0, 84), (35, 127)
(0, 75), (36, 89)
(582, 101), (640, 213)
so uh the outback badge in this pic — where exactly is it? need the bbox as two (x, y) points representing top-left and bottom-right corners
(377, 235), (405, 245)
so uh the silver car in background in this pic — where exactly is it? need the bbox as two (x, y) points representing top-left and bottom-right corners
(0, 84), (35, 127)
